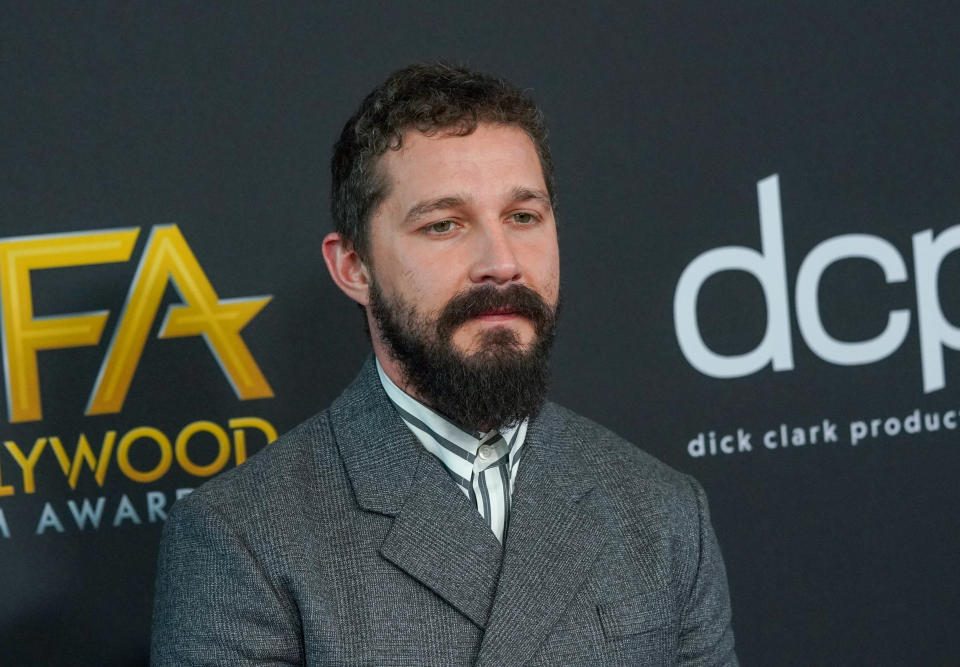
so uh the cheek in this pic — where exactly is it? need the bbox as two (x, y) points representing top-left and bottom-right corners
(543, 261), (560, 300)
(401, 254), (470, 303)
(387, 263), (461, 318)
(372, 250), (431, 299)
(529, 244), (561, 302)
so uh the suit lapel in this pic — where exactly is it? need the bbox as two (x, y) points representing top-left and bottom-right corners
(331, 357), (504, 628)
(380, 451), (504, 628)
(476, 403), (608, 666)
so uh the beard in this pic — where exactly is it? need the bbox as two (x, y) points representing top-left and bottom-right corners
(369, 279), (559, 432)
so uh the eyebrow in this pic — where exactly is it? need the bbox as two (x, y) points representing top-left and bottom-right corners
(510, 186), (552, 210)
(403, 196), (469, 225)
(402, 187), (553, 226)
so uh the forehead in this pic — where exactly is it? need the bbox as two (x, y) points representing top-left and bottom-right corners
(375, 123), (548, 209)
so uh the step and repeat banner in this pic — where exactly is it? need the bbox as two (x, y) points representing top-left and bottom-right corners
(3, 3), (958, 665)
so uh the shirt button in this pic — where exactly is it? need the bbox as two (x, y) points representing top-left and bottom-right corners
(478, 444), (494, 460)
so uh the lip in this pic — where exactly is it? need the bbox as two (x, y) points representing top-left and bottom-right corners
(473, 309), (520, 321)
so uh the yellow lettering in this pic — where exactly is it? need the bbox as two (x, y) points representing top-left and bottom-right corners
(87, 225), (273, 415)
(0, 229), (139, 422)
(116, 427), (172, 483)
(49, 433), (117, 489)
(46, 435), (71, 475)
(229, 416), (278, 465)
(175, 420), (230, 477)
(0, 458), (14, 496)
(3, 438), (47, 493)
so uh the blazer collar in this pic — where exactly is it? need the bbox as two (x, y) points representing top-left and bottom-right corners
(331, 356), (504, 626)
(330, 356), (607, 640)
(477, 402), (607, 665)
(330, 356), (598, 514)
(330, 355), (422, 516)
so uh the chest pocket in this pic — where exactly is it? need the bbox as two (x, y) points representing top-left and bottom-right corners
(597, 590), (674, 640)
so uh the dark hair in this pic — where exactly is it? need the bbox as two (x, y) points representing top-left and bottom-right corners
(330, 62), (555, 260)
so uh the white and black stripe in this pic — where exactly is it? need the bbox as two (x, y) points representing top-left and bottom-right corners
(377, 359), (527, 542)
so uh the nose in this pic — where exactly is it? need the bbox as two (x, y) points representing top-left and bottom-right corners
(468, 220), (522, 285)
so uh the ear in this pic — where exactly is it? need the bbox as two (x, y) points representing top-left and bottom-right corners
(322, 233), (371, 306)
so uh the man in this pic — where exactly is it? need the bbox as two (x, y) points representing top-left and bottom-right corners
(152, 62), (738, 666)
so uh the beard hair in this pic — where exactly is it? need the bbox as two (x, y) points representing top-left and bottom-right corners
(368, 279), (558, 432)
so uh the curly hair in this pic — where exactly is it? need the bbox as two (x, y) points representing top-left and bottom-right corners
(330, 62), (555, 260)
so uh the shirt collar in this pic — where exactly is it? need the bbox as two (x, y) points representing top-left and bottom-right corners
(375, 357), (527, 472)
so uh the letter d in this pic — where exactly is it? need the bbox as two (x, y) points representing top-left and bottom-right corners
(688, 433), (706, 457)
(674, 174), (794, 377)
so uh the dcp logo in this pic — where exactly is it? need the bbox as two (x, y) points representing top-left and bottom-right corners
(674, 175), (960, 392)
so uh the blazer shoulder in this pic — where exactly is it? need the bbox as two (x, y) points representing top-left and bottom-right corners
(547, 402), (689, 482)
(541, 404), (737, 662)
(545, 402), (704, 528)
(168, 410), (338, 534)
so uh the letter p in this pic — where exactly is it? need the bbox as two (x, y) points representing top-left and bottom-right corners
(913, 226), (960, 393)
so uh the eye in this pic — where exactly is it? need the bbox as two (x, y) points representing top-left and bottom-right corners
(510, 212), (537, 224)
(427, 219), (456, 234)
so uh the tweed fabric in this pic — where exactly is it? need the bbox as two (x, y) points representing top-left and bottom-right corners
(151, 357), (738, 666)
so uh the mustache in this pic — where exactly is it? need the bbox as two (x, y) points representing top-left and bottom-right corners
(435, 284), (555, 339)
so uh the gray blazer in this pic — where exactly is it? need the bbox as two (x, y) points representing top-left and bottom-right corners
(152, 359), (737, 665)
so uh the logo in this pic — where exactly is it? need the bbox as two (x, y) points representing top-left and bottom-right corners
(0, 224), (273, 422)
(674, 174), (960, 392)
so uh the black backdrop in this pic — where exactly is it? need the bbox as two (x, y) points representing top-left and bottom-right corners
(2, 2), (959, 664)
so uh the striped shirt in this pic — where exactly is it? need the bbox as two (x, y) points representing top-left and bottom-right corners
(376, 358), (527, 543)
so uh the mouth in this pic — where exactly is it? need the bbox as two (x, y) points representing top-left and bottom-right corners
(473, 307), (521, 321)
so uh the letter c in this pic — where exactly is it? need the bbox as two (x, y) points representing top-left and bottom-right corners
(795, 234), (910, 365)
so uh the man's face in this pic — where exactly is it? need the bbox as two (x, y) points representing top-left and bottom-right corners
(366, 123), (560, 355)
(363, 122), (560, 429)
